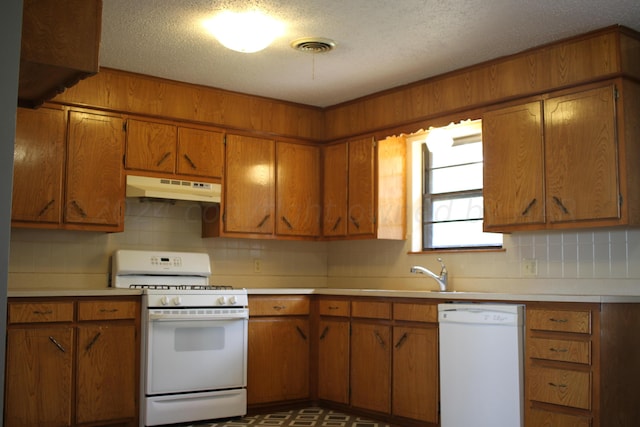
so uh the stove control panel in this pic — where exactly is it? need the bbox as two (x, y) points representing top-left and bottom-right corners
(144, 291), (248, 308)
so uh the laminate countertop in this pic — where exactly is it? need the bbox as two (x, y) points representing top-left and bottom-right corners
(7, 287), (640, 303)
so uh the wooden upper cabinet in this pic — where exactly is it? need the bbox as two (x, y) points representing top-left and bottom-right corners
(65, 111), (124, 229)
(483, 80), (640, 232)
(322, 136), (406, 240)
(18, 0), (101, 108)
(177, 127), (224, 179)
(483, 101), (545, 229)
(125, 119), (177, 174)
(544, 85), (620, 224)
(276, 141), (320, 237)
(224, 134), (275, 235)
(12, 107), (65, 225)
(322, 143), (348, 236)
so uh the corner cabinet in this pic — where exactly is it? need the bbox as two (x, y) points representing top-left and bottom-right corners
(322, 135), (406, 239)
(4, 297), (140, 427)
(11, 107), (125, 232)
(483, 79), (640, 232)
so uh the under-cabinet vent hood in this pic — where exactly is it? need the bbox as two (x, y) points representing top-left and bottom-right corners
(126, 175), (221, 203)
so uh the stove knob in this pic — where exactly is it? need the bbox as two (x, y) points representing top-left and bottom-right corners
(217, 296), (227, 305)
(229, 296), (237, 305)
(160, 296), (170, 306)
(172, 296), (182, 306)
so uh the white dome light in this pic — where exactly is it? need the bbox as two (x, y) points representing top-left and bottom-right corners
(203, 11), (284, 53)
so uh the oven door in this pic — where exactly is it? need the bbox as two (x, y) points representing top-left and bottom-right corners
(145, 308), (248, 395)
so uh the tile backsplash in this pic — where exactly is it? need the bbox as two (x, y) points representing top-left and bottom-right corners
(8, 199), (640, 295)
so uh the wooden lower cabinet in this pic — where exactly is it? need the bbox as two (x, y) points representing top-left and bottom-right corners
(247, 296), (310, 406)
(317, 318), (350, 403)
(4, 297), (140, 427)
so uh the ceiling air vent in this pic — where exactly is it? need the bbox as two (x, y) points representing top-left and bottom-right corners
(290, 37), (336, 53)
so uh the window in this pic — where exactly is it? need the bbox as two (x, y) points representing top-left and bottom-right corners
(411, 120), (502, 250)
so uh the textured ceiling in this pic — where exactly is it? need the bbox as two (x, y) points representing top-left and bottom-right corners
(100, 0), (640, 107)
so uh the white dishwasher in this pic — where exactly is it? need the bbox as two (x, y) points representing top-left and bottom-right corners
(438, 303), (524, 427)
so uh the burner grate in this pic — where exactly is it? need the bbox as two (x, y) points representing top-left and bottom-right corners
(130, 284), (233, 290)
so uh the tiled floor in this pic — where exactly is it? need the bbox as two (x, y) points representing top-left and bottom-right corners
(188, 407), (391, 427)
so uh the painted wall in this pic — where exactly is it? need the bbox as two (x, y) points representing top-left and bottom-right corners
(9, 199), (640, 296)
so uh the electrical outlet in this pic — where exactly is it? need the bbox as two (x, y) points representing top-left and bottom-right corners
(253, 259), (261, 273)
(522, 259), (538, 277)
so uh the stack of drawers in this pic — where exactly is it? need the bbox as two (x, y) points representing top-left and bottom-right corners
(525, 304), (595, 427)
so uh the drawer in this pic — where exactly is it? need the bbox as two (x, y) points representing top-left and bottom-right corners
(528, 408), (591, 427)
(249, 296), (310, 316)
(528, 337), (591, 364)
(318, 299), (350, 317)
(528, 366), (591, 410)
(8, 301), (74, 324)
(351, 300), (391, 319)
(528, 309), (591, 334)
(77, 300), (140, 321)
(393, 302), (437, 323)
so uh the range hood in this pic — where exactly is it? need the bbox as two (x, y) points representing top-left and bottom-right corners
(126, 175), (221, 203)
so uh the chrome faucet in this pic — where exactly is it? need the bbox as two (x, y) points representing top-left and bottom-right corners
(410, 258), (448, 291)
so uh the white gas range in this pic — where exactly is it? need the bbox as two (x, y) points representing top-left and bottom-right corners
(111, 249), (248, 427)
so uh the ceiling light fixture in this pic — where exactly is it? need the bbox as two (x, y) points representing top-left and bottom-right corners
(203, 10), (284, 53)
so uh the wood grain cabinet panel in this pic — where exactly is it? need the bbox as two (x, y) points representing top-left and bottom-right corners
(177, 127), (224, 179)
(350, 322), (391, 413)
(528, 408), (592, 427)
(8, 301), (74, 324)
(528, 309), (591, 334)
(528, 366), (591, 410)
(317, 318), (350, 404)
(318, 299), (350, 317)
(125, 119), (177, 173)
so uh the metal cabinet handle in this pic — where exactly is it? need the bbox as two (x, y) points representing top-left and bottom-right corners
(273, 305), (286, 311)
(550, 347), (569, 353)
(350, 215), (360, 229)
(281, 216), (293, 230)
(33, 310), (53, 315)
(85, 332), (102, 353)
(549, 318), (568, 323)
(257, 214), (270, 228)
(296, 326), (307, 340)
(183, 154), (197, 170)
(71, 200), (88, 218)
(156, 152), (171, 167)
(99, 308), (119, 313)
(394, 332), (408, 349)
(319, 326), (330, 340)
(548, 382), (568, 388)
(48, 336), (66, 353)
(37, 199), (55, 217)
(552, 196), (570, 214)
(521, 198), (537, 216)
(331, 217), (342, 231)
(373, 330), (386, 348)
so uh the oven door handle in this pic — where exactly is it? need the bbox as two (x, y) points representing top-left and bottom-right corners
(149, 313), (248, 321)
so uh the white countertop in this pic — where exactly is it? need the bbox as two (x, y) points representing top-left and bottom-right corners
(7, 287), (640, 303)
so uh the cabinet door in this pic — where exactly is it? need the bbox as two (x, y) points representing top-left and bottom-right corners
(392, 325), (439, 423)
(12, 107), (65, 224)
(317, 319), (350, 404)
(276, 141), (321, 237)
(76, 324), (137, 424)
(65, 111), (124, 228)
(322, 142), (348, 237)
(125, 119), (177, 173)
(545, 85), (619, 223)
(248, 318), (309, 404)
(350, 322), (391, 413)
(348, 137), (376, 236)
(224, 134), (275, 234)
(483, 101), (545, 229)
(5, 327), (74, 426)
(177, 127), (224, 178)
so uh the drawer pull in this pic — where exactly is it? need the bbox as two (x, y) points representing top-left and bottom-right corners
(296, 326), (307, 340)
(548, 382), (568, 388)
(319, 326), (330, 340)
(48, 336), (66, 353)
(550, 347), (569, 353)
(156, 152), (171, 167)
(273, 305), (286, 311)
(374, 330), (386, 348)
(85, 332), (102, 352)
(549, 318), (568, 323)
(99, 308), (119, 313)
(33, 310), (53, 315)
(328, 306), (340, 310)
